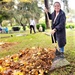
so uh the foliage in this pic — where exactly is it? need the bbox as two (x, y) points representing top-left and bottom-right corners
(2, 0), (32, 3)
(3, 0), (12, 2)
(13, 1), (42, 30)
(19, 0), (32, 3)
(0, 11), (10, 24)
(0, 0), (42, 30)
(17, 1), (42, 21)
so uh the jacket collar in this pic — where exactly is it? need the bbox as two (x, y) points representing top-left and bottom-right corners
(53, 9), (63, 24)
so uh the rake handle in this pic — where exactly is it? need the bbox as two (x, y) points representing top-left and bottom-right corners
(45, 10), (57, 48)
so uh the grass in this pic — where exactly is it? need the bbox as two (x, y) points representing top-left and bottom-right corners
(0, 29), (75, 75)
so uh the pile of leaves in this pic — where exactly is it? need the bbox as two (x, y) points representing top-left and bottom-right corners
(0, 47), (55, 75)
(0, 42), (18, 49)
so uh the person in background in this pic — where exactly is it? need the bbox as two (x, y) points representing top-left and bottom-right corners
(39, 25), (43, 32)
(30, 18), (36, 34)
(45, 2), (66, 58)
(5, 27), (8, 33)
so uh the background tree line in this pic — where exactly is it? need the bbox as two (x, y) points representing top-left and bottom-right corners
(0, 0), (69, 30)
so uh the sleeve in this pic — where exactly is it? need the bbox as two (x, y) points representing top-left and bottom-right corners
(55, 13), (66, 31)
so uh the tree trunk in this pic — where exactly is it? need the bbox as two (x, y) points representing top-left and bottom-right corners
(21, 23), (26, 31)
(62, 0), (69, 13)
(10, 20), (13, 27)
(44, 0), (50, 29)
(22, 25), (26, 31)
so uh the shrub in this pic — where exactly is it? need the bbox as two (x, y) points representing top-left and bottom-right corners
(66, 23), (75, 29)
(12, 27), (20, 31)
(36, 23), (46, 32)
(66, 25), (69, 29)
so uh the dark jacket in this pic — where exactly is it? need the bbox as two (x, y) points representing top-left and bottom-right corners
(48, 9), (66, 47)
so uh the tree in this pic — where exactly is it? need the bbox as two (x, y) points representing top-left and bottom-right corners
(13, 0), (42, 31)
(0, 0), (69, 30)
(62, 0), (69, 13)
(44, 0), (50, 29)
(0, 1), (14, 25)
(0, 0), (42, 31)
(0, 10), (10, 24)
